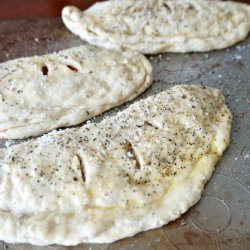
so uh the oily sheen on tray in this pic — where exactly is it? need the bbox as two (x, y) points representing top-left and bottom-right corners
(0, 85), (232, 246)
(62, 0), (250, 54)
(0, 45), (152, 139)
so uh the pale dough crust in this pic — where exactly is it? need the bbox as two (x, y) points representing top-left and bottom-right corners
(0, 85), (232, 246)
(62, 0), (250, 54)
(0, 45), (152, 139)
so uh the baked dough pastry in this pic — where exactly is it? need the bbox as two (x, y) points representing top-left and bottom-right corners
(0, 45), (152, 139)
(0, 85), (232, 246)
(62, 0), (250, 54)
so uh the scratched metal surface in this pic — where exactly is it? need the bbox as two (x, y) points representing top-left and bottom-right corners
(0, 18), (249, 250)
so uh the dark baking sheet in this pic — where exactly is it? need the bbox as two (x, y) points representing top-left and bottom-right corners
(0, 18), (249, 250)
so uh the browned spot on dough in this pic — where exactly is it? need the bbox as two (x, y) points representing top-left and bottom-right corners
(163, 3), (172, 13)
(76, 154), (86, 183)
(126, 140), (141, 170)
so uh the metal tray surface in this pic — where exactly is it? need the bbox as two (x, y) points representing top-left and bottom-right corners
(0, 18), (249, 250)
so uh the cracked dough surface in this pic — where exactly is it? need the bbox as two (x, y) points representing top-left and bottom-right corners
(62, 0), (250, 54)
(0, 45), (152, 139)
(0, 85), (232, 246)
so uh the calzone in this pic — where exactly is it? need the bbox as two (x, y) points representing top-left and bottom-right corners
(0, 85), (232, 246)
(0, 45), (152, 139)
(62, 0), (250, 54)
